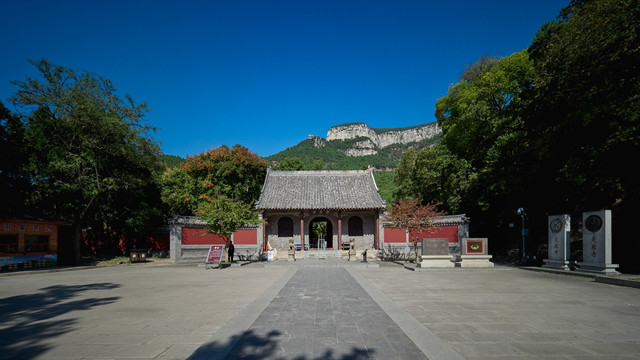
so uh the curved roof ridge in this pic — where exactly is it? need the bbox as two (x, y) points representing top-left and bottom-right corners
(256, 168), (385, 211)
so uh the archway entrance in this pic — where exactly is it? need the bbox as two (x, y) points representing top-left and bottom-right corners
(309, 217), (333, 249)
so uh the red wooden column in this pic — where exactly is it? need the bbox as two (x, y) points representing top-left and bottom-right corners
(263, 221), (268, 251)
(375, 211), (380, 249)
(338, 211), (343, 250)
(300, 212), (305, 251)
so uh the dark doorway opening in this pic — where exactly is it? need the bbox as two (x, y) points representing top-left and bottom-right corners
(309, 217), (333, 249)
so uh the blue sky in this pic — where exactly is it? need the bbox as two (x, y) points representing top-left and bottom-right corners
(1, 0), (568, 158)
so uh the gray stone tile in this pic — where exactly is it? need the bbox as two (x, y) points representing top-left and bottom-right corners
(223, 268), (427, 359)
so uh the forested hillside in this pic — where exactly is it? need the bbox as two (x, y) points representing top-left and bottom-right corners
(266, 133), (440, 170)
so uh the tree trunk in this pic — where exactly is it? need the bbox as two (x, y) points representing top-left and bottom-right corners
(73, 225), (82, 265)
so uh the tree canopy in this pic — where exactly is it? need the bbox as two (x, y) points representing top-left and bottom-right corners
(0, 101), (30, 217)
(160, 144), (268, 216)
(9, 59), (164, 263)
(395, 0), (640, 270)
(525, 0), (640, 213)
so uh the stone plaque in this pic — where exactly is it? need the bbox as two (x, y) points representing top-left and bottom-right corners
(422, 238), (449, 256)
(461, 238), (488, 255)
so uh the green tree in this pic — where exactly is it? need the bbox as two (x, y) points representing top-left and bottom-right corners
(161, 154), (184, 169)
(394, 147), (417, 200)
(196, 196), (262, 262)
(372, 170), (396, 206)
(160, 166), (197, 216)
(10, 59), (163, 263)
(435, 51), (535, 215)
(414, 145), (474, 214)
(275, 157), (305, 171)
(0, 101), (30, 217)
(526, 0), (640, 212)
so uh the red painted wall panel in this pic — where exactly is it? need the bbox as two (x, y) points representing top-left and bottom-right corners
(234, 229), (257, 245)
(384, 226), (458, 243)
(383, 228), (407, 243)
(419, 225), (458, 243)
(182, 228), (226, 245)
(146, 232), (170, 251)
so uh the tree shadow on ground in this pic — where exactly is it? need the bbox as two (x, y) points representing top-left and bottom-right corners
(189, 329), (373, 360)
(0, 283), (120, 359)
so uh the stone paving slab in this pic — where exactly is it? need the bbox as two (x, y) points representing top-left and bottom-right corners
(221, 268), (428, 359)
(358, 264), (640, 360)
(2, 261), (640, 359)
(0, 264), (289, 359)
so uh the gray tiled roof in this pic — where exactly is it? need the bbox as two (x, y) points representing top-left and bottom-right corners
(256, 169), (386, 210)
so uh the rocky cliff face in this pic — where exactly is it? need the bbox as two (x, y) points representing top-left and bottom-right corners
(325, 122), (441, 156)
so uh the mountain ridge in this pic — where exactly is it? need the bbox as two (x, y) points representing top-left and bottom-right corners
(267, 121), (441, 169)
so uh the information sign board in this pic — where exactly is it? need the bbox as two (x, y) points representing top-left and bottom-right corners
(206, 244), (225, 264)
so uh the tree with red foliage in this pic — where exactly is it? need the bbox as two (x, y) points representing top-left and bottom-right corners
(388, 199), (445, 263)
(161, 145), (268, 216)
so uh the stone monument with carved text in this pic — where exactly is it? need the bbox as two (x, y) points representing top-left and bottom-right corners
(543, 214), (571, 270)
(419, 238), (454, 267)
(577, 210), (619, 274)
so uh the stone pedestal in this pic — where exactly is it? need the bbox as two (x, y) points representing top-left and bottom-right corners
(348, 240), (356, 261)
(577, 210), (619, 274)
(543, 214), (571, 270)
(458, 238), (493, 268)
(288, 239), (296, 261)
(459, 254), (494, 267)
(419, 255), (455, 267)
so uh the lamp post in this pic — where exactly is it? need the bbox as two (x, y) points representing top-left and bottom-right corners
(517, 207), (526, 262)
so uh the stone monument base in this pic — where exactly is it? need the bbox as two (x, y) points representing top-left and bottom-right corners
(542, 258), (570, 270)
(458, 254), (494, 268)
(576, 262), (620, 275)
(419, 255), (455, 268)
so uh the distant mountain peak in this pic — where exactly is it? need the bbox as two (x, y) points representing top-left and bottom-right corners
(326, 122), (441, 154)
(267, 121), (441, 169)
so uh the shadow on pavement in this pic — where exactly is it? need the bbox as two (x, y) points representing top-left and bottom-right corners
(189, 329), (373, 360)
(0, 283), (121, 359)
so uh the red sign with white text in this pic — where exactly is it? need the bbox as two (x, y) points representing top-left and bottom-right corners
(206, 244), (225, 263)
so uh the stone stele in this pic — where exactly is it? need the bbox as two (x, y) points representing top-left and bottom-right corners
(419, 238), (454, 268)
(577, 210), (619, 274)
(459, 238), (494, 268)
(543, 214), (571, 270)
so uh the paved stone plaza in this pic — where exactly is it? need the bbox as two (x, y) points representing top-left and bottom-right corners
(1, 260), (639, 359)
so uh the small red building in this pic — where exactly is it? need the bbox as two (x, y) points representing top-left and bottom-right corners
(0, 218), (61, 271)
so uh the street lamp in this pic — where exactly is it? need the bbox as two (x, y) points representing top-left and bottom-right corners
(516, 207), (526, 262)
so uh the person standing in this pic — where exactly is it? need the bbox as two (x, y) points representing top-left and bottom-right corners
(228, 241), (235, 263)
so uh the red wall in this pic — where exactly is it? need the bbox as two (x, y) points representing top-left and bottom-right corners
(420, 225), (459, 243)
(182, 228), (226, 245)
(181, 228), (258, 245)
(383, 228), (407, 243)
(146, 232), (170, 251)
(384, 225), (458, 244)
(234, 229), (257, 245)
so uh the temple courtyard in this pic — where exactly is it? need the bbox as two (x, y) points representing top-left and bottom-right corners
(1, 260), (639, 359)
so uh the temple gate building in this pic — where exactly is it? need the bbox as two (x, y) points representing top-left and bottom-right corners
(256, 168), (386, 253)
(168, 167), (470, 263)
